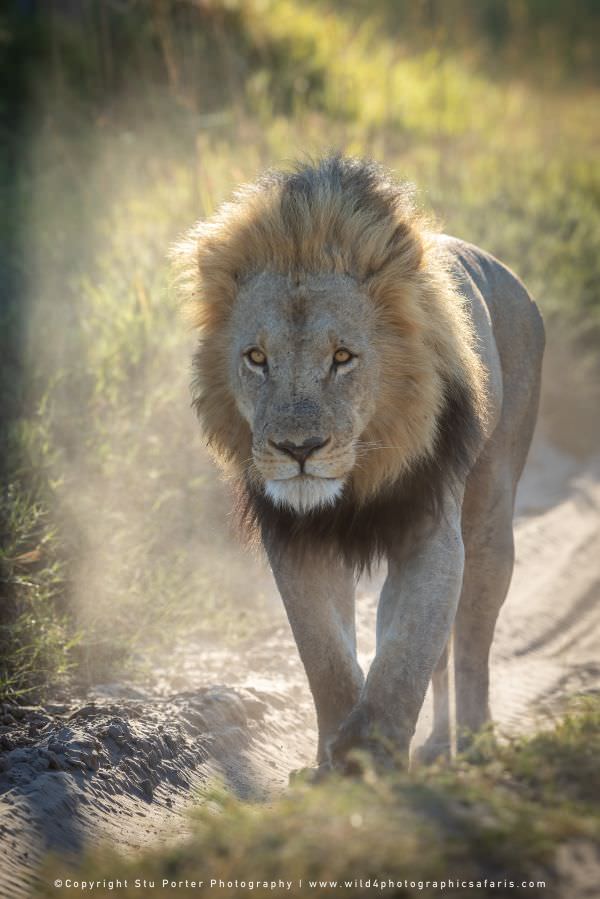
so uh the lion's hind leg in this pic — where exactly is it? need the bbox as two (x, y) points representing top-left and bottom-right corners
(415, 453), (518, 764)
(453, 341), (541, 751)
(411, 445), (516, 765)
(453, 462), (516, 751)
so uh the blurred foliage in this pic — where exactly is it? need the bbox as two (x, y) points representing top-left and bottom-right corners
(39, 697), (600, 897)
(340, 0), (600, 82)
(0, 0), (599, 698)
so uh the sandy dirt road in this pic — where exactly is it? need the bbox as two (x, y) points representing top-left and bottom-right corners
(175, 432), (600, 758)
(1, 433), (599, 897)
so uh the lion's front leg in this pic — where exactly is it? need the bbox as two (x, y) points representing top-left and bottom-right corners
(265, 540), (364, 764)
(329, 497), (465, 770)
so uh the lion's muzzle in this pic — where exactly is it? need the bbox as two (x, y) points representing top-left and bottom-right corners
(268, 436), (330, 471)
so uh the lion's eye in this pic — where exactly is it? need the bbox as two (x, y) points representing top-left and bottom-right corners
(333, 348), (353, 366)
(246, 348), (267, 367)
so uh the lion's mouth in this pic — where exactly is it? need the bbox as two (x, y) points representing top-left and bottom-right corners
(271, 474), (340, 482)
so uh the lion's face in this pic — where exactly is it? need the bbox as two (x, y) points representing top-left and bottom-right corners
(177, 156), (487, 533)
(230, 271), (379, 513)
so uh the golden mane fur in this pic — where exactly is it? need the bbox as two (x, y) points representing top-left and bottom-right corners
(172, 156), (487, 508)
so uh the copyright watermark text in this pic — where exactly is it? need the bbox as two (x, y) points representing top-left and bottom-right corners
(51, 876), (547, 892)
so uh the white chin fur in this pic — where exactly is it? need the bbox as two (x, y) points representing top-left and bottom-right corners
(265, 477), (344, 513)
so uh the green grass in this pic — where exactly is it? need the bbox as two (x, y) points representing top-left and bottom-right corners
(38, 698), (600, 897)
(1, 0), (599, 699)
(0, 481), (73, 698)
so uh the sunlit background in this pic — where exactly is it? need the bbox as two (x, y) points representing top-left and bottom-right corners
(1, 0), (599, 700)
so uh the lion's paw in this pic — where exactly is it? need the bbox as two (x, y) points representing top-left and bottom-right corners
(412, 736), (451, 766)
(328, 707), (409, 775)
(288, 763), (333, 786)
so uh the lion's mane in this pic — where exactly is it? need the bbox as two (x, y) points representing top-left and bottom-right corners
(173, 155), (487, 570)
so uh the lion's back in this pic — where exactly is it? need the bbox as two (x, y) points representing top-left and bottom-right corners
(439, 234), (545, 476)
(441, 236), (544, 359)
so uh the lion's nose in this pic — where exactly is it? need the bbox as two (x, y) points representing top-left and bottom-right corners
(269, 436), (330, 467)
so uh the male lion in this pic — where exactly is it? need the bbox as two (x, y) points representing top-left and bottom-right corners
(174, 156), (544, 770)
